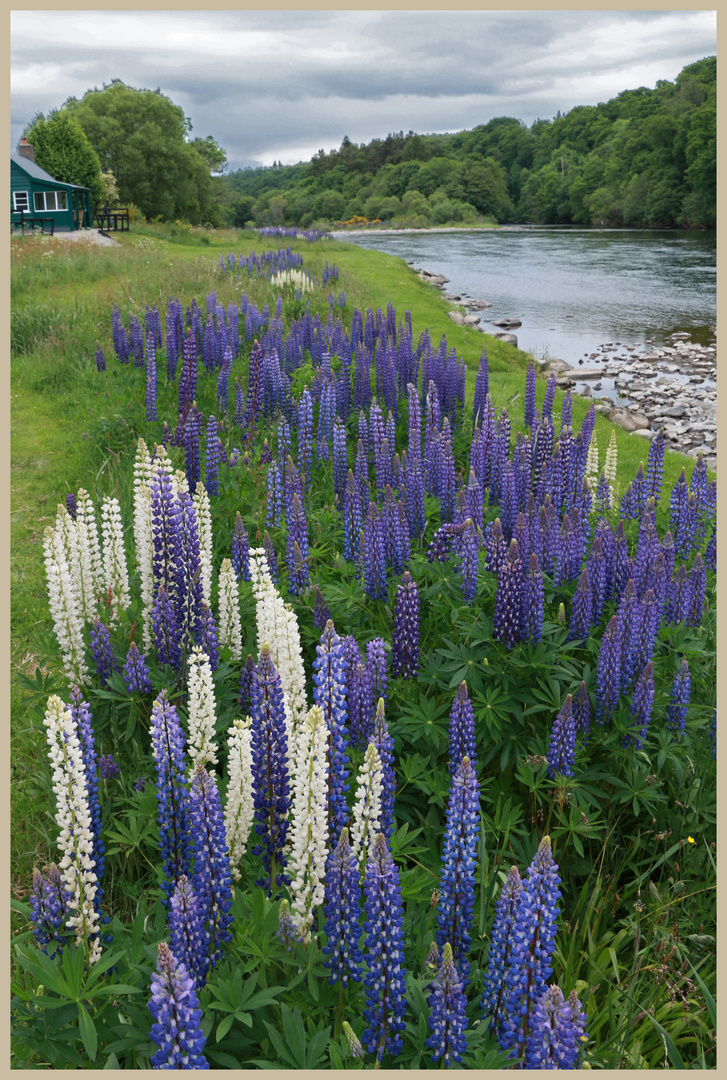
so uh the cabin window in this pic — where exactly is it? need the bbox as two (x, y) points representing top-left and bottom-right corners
(33, 190), (68, 212)
(13, 191), (30, 211)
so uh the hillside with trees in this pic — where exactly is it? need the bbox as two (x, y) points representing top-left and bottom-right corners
(223, 56), (715, 230)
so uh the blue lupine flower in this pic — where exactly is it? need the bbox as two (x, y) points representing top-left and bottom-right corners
(618, 580), (644, 691)
(152, 586), (182, 671)
(322, 828), (363, 986)
(363, 503), (387, 601)
(204, 415), (220, 497)
(427, 525), (454, 563)
(436, 757), (480, 990)
(313, 586), (331, 630)
(560, 388), (573, 432)
(391, 572), (420, 679)
(667, 658), (691, 735)
(459, 520), (479, 601)
(646, 429), (665, 503)
(705, 526), (716, 571)
(472, 352), (489, 428)
(146, 331), (157, 422)
(169, 875), (207, 990)
(499, 836), (561, 1057)
(525, 984), (588, 1069)
(123, 641), (152, 695)
(524, 362), (536, 430)
(30, 864), (67, 953)
(587, 537), (607, 625)
(484, 518), (507, 576)
(547, 695), (576, 779)
(666, 564), (691, 626)
(333, 419), (348, 499)
(669, 468), (689, 551)
(366, 637), (389, 708)
(297, 387), (314, 492)
(448, 682), (477, 775)
(348, 661), (373, 749)
(97, 753), (120, 780)
(266, 460), (283, 529)
(276, 898), (297, 952)
(89, 618), (118, 688)
(189, 765), (233, 981)
(493, 540), (524, 650)
(286, 493), (310, 595)
(150, 691), (192, 904)
(250, 646), (290, 896)
(426, 942), (469, 1067)
(95, 343), (106, 373)
(312, 620), (351, 846)
(623, 661), (655, 750)
(541, 372), (556, 423)
(597, 615), (622, 725)
(148, 942), (208, 1069)
(343, 469), (363, 563)
(635, 588), (659, 672)
(231, 512), (251, 581)
(482, 865), (523, 1034)
(362, 833), (407, 1061)
(523, 553), (544, 644)
(372, 697), (396, 839)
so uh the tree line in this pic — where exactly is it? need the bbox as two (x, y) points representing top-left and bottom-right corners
(20, 59), (714, 230)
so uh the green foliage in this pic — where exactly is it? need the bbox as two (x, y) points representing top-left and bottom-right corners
(24, 110), (104, 205)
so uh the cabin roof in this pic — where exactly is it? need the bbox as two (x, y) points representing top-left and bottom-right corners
(11, 154), (90, 191)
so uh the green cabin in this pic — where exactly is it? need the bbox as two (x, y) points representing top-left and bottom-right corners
(11, 138), (93, 232)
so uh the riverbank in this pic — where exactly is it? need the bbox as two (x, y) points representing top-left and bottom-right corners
(329, 224), (498, 237)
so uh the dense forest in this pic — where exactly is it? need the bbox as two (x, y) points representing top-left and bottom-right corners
(222, 57), (715, 230)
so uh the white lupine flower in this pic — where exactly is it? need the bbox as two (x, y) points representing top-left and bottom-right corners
(43, 525), (89, 686)
(55, 504), (97, 623)
(270, 268), (313, 293)
(193, 482), (213, 604)
(186, 646), (218, 772)
(350, 742), (383, 865)
(224, 716), (255, 881)
(250, 548), (308, 738)
(43, 695), (102, 963)
(218, 559), (242, 661)
(172, 469), (189, 497)
(605, 430), (618, 495)
(76, 488), (104, 601)
(288, 705), (329, 944)
(132, 440), (155, 649)
(585, 434), (599, 488)
(100, 496), (131, 621)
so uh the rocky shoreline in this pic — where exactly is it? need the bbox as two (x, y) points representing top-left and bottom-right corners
(410, 261), (716, 471)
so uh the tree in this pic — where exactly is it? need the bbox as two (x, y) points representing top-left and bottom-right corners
(23, 110), (104, 205)
(62, 80), (225, 224)
(189, 136), (227, 175)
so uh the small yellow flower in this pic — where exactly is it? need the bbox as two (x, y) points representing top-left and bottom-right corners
(687, 836), (696, 844)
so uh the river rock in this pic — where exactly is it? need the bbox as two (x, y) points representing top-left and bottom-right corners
(463, 314), (481, 326)
(493, 332), (518, 345)
(546, 358), (572, 373)
(608, 407), (651, 432)
(448, 311), (466, 326)
(491, 317), (522, 329)
(467, 299), (492, 309)
(572, 368), (603, 380)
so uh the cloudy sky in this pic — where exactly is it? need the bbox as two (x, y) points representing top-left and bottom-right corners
(11, 9), (717, 171)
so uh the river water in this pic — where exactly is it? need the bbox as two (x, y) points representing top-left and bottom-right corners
(332, 226), (716, 369)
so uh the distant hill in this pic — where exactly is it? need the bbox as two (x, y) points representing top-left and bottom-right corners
(219, 56), (715, 230)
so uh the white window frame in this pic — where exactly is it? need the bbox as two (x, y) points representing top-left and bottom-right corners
(13, 191), (30, 212)
(33, 190), (68, 212)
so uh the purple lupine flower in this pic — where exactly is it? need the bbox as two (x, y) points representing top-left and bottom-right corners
(522, 553), (544, 644)
(587, 536), (607, 625)
(231, 512), (251, 582)
(666, 658), (691, 736)
(333, 419), (348, 500)
(30, 865), (67, 953)
(541, 372), (556, 423)
(182, 404), (203, 491)
(560, 388), (573, 432)
(204, 415), (220, 497)
(95, 343), (106, 372)
(250, 645), (290, 896)
(313, 620), (351, 846)
(322, 828), (363, 986)
(512, 512), (530, 565)
(669, 468), (689, 548)
(485, 518), (508, 576)
(371, 697), (396, 839)
(263, 531), (279, 584)
(482, 866), (523, 1034)
(686, 553), (706, 629)
(493, 540), (524, 650)
(133, 776), (147, 793)
(196, 603), (220, 673)
(169, 875), (207, 990)
(704, 525), (716, 571)
(633, 513), (660, 597)
(348, 661), (373, 749)
(618, 580), (644, 691)
(612, 519), (630, 597)
(448, 682), (477, 775)
(524, 361), (536, 430)
(265, 461), (283, 528)
(286, 493), (310, 595)
(65, 491), (77, 520)
(665, 564), (691, 626)
(635, 588), (659, 673)
(391, 572), (420, 679)
(97, 753), (120, 780)
(499, 836), (561, 1057)
(313, 586), (331, 630)
(646, 429), (666, 503)
(297, 387), (314, 492)
(363, 503), (387, 601)
(547, 695), (576, 779)
(343, 469), (363, 563)
(148, 942), (208, 1070)
(89, 618), (118, 688)
(259, 438), (272, 465)
(123, 641), (152, 694)
(150, 691), (192, 904)
(573, 679), (590, 741)
(145, 330), (157, 422)
(596, 616), (620, 726)
(525, 985), (588, 1070)
(473, 351), (489, 428)
(233, 380), (246, 426)
(458, 520), (479, 602)
(624, 661), (655, 749)
(366, 637), (389, 706)
(426, 942), (469, 1067)
(217, 344), (233, 415)
(427, 524), (454, 563)
(362, 832), (407, 1061)
(276, 898), (297, 952)
(567, 566), (592, 643)
(189, 764), (233, 980)
(436, 757), (480, 989)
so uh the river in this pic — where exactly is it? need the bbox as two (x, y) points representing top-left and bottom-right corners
(331, 226), (716, 369)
